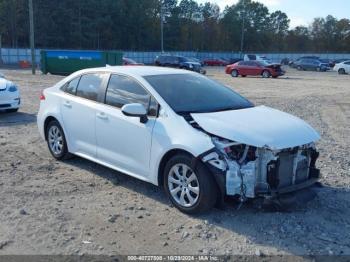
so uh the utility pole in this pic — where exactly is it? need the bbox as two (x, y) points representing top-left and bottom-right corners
(240, 0), (245, 58)
(28, 0), (36, 74)
(160, 0), (164, 53)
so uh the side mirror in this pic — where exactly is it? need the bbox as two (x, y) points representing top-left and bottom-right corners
(121, 103), (148, 123)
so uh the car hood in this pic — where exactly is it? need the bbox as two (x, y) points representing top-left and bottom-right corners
(191, 106), (320, 150)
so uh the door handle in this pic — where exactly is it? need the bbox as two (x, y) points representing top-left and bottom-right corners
(97, 112), (108, 120)
(63, 101), (72, 108)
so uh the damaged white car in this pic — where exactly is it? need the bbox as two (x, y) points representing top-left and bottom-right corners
(37, 66), (320, 214)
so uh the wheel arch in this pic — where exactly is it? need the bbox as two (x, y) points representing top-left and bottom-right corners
(44, 116), (60, 140)
(157, 148), (195, 188)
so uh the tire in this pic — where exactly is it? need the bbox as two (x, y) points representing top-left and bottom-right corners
(338, 68), (346, 75)
(316, 67), (321, 72)
(241, 75), (247, 77)
(45, 120), (71, 160)
(6, 108), (18, 113)
(297, 66), (302, 71)
(163, 153), (218, 214)
(262, 70), (271, 78)
(231, 69), (239, 77)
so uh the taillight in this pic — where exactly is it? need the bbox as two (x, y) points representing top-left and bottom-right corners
(40, 91), (45, 101)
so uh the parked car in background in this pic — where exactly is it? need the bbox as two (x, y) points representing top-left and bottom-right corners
(333, 60), (350, 74)
(0, 73), (20, 112)
(37, 66), (320, 214)
(189, 57), (204, 66)
(289, 56), (319, 68)
(123, 57), (144, 66)
(203, 58), (229, 66)
(227, 57), (243, 64)
(334, 58), (350, 64)
(281, 58), (290, 65)
(294, 58), (330, 71)
(244, 54), (272, 64)
(155, 54), (205, 74)
(225, 60), (285, 78)
(320, 58), (335, 68)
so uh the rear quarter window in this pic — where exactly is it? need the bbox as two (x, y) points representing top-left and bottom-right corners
(62, 77), (80, 95)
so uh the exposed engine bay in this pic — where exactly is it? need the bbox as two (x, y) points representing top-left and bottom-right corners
(201, 136), (320, 200)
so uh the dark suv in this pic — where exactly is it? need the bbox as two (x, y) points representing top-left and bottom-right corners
(294, 58), (330, 71)
(154, 55), (205, 74)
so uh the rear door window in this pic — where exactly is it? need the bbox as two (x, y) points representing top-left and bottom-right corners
(76, 73), (105, 102)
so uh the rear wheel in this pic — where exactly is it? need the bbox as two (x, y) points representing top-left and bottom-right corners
(164, 154), (218, 214)
(46, 120), (71, 160)
(231, 69), (239, 77)
(262, 70), (271, 78)
(338, 68), (346, 74)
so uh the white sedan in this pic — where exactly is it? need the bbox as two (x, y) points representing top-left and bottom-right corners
(37, 66), (321, 213)
(333, 60), (350, 74)
(0, 73), (20, 112)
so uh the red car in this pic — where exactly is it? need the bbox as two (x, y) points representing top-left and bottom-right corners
(123, 57), (144, 66)
(225, 60), (285, 78)
(203, 58), (229, 66)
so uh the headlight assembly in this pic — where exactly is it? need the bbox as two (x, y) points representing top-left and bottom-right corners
(8, 85), (18, 92)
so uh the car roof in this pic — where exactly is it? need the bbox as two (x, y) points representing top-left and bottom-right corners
(75, 66), (193, 77)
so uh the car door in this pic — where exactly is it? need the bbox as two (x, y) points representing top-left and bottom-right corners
(244, 61), (257, 75)
(60, 73), (107, 157)
(237, 61), (247, 75)
(95, 74), (158, 179)
(251, 62), (262, 75)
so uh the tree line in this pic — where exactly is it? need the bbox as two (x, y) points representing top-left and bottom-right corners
(0, 0), (349, 52)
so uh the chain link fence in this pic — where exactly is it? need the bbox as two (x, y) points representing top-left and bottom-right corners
(1, 48), (350, 65)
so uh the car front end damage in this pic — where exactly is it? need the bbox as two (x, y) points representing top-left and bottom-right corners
(198, 137), (320, 205)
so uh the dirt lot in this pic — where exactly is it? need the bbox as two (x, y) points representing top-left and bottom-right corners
(0, 67), (349, 257)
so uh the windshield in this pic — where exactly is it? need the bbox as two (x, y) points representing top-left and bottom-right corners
(259, 60), (271, 66)
(144, 74), (253, 114)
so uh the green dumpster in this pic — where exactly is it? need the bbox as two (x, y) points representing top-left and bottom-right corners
(40, 50), (123, 75)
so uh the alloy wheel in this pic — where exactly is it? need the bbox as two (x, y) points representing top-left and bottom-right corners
(48, 125), (63, 155)
(168, 163), (199, 207)
(262, 71), (270, 78)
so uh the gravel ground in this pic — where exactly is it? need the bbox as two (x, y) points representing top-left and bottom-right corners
(0, 67), (349, 257)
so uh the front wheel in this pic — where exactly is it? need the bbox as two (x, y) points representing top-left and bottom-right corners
(164, 154), (218, 214)
(338, 68), (346, 74)
(262, 70), (271, 78)
(46, 120), (70, 160)
(231, 69), (239, 77)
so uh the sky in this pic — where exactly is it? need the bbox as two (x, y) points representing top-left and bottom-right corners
(197, 0), (350, 28)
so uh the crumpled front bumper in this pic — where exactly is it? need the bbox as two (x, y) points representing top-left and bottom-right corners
(195, 146), (320, 205)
